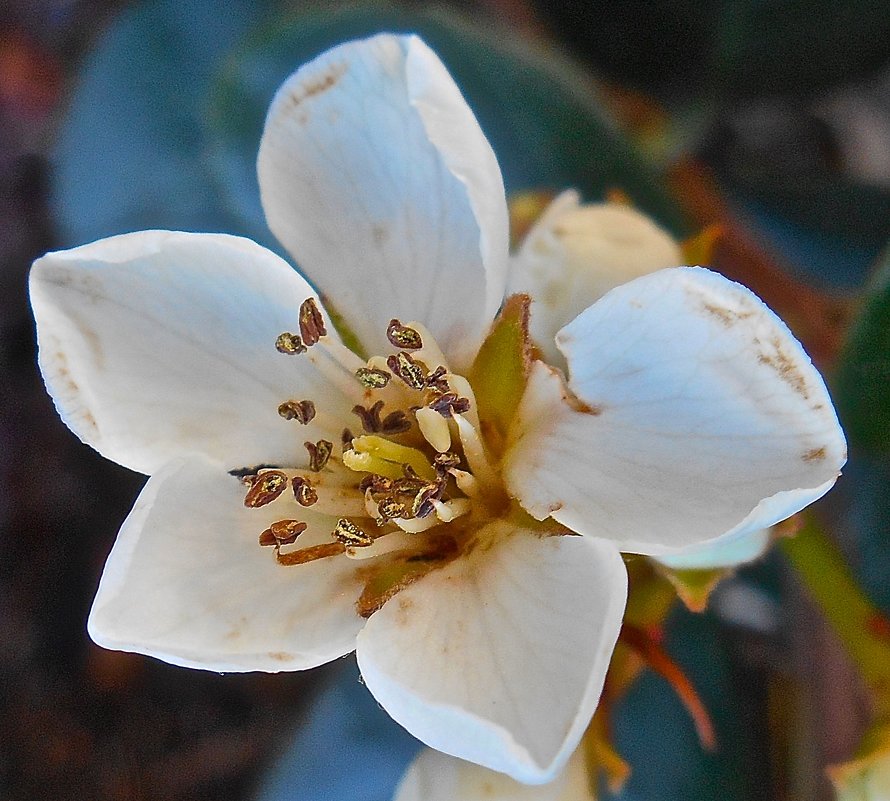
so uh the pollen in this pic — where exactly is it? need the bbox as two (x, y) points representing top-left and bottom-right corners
(333, 518), (373, 547)
(244, 470), (289, 507)
(275, 332), (306, 354)
(355, 366), (391, 388)
(386, 319), (424, 350)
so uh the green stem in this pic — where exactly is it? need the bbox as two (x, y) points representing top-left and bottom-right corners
(781, 514), (890, 718)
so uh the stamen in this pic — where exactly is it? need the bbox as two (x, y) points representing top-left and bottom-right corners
(333, 518), (373, 547)
(382, 410), (411, 435)
(277, 541), (345, 565)
(341, 428), (354, 448)
(433, 451), (461, 473)
(291, 476), (318, 506)
(244, 470), (289, 507)
(278, 399), (317, 424)
(275, 332), (306, 354)
(387, 319), (424, 350)
(259, 519), (307, 546)
(454, 415), (502, 503)
(432, 497), (472, 522)
(305, 440), (333, 472)
(355, 366), (391, 388)
(414, 406), (451, 452)
(427, 392), (471, 419)
(299, 298), (326, 345)
(345, 530), (415, 560)
(352, 400), (386, 433)
(404, 321), (450, 374)
(425, 365), (450, 394)
(387, 352), (428, 390)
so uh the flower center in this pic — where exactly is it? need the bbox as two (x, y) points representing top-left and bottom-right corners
(236, 299), (510, 616)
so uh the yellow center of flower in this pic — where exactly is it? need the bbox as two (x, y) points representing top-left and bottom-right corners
(238, 298), (513, 617)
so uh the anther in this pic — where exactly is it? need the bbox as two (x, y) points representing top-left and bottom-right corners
(387, 319), (424, 350)
(355, 367), (391, 389)
(352, 400), (386, 433)
(381, 410), (411, 435)
(434, 451), (461, 472)
(387, 352), (428, 390)
(425, 365), (450, 393)
(299, 298), (326, 346)
(275, 332), (306, 354)
(428, 392), (471, 418)
(244, 470), (289, 507)
(305, 440), (333, 472)
(341, 428), (355, 448)
(333, 518), (373, 547)
(292, 476), (319, 506)
(278, 399), (317, 424)
(259, 519), (307, 546)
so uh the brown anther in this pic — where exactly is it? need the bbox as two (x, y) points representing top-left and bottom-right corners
(428, 392), (471, 418)
(333, 518), (373, 547)
(275, 332), (306, 354)
(359, 474), (393, 494)
(355, 367), (391, 389)
(387, 352), (428, 390)
(381, 410), (411, 435)
(425, 365), (450, 393)
(278, 399), (317, 424)
(352, 400), (385, 433)
(341, 428), (355, 448)
(292, 476), (319, 506)
(411, 482), (444, 519)
(433, 451), (461, 472)
(386, 319), (424, 350)
(299, 298), (326, 346)
(244, 470), (289, 507)
(259, 519), (307, 547)
(305, 440), (333, 472)
(377, 496), (410, 520)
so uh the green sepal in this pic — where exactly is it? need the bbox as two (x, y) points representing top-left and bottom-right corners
(468, 294), (532, 455)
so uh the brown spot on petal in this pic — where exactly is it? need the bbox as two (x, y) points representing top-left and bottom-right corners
(802, 446), (827, 462)
(700, 302), (753, 327)
(267, 651), (294, 662)
(285, 62), (346, 109)
(758, 337), (810, 400)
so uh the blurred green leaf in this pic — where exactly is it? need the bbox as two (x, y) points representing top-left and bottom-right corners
(835, 251), (890, 451)
(206, 2), (689, 248)
(52, 0), (274, 245)
(715, 0), (890, 99)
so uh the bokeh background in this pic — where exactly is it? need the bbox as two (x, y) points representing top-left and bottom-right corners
(2, 1), (890, 799)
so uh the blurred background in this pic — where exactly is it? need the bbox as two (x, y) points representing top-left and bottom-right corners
(2, 1), (890, 799)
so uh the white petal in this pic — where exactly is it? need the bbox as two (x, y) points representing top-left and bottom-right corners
(88, 454), (365, 671)
(508, 192), (682, 366)
(257, 34), (508, 368)
(394, 747), (595, 801)
(30, 230), (353, 475)
(655, 527), (772, 570)
(504, 268), (846, 554)
(356, 522), (627, 784)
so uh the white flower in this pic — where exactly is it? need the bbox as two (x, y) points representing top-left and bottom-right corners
(394, 747), (595, 801)
(30, 34), (845, 784)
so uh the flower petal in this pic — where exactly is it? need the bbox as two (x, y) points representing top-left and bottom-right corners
(508, 191), (681, 366)
(257, 34), (508, 368)
(655, 528), (772, 571)
(504, 268), (846, 554)
(30, 230), (353, 475)
(356, 522), (627, 784)
(88, 454), (365, 671)
(394, 747), (595, 801)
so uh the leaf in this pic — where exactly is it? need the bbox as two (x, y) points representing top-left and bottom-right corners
(205, 2), (689, 244)
(51, 0), (274, 246)
(834, 251), (890, 452)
